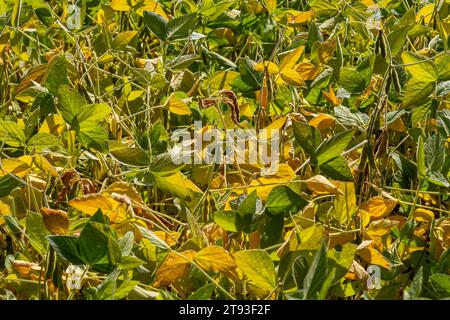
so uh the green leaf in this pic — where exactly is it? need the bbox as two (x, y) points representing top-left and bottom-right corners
(27, 132), (63, 153)
(112, 31), (138, 50)
(292, 121), (322, 156)
(188, 283), (215, 300)
(137, 225), (170, 250)
(57, 86), (87, 124)
(429, 273), (450, 298)
(143, 11), (168, 40)
(75, 103), (111, 123)
(46, 235), (84, 265)
(213, 210), (239, 232)
(26, 211), (49, 255)
(110, 144), (150, 167)
(387, 26), (409, 57)
(149, 153), (184, 174)
(265, 186), (308, 216)
(118, 256), (145, 270)
(238, 190), (259, 217)
(45, 56), (69, 95)
(77, 121), (109, 153)
(327, 243), (357, 283)
(314, 130), (354, 165)
(166, 13), (197, 40)
(402, 79), (435, 107)
(94, 270), (138, 300)
(319, 155), (353, 181)
(339, 68), (366, 94)
(0, 120), (26, 147)
(79, 222), (109, 265)
(234, 250), (277, 293)
(0, 175), (24, 197)
(403, 267), (423, 300)
(303, 241), (327, 299)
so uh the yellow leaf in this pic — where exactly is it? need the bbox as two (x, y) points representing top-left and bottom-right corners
(68, 193), (125, 222)
(357, 241), (391, 269)
(296, 62), (321, 81)
(136, 0), (168, 19)
(152, 171), (203, 202)
(308, 113), (335, 132)
(38, 114), (66, 135)
(167, 95), (191, 115)
(329, 232), (356, 249)
(276, 46), (305, 85)
(259, 116), (287, 140)
(323, 85), (342, 106)
(359, 196), (398, 220)
(280, 69), (304, 85)
(319, 39), (337, 64)
(388, 117), (407, 132)
(153, 231), (179, 246)
(234, 250), (276, 296)
(416, 3), (435, 24)
(194, 246), (237, 273)
(33, 154), (58, 177)
(333, 181), (357, 225)
(265, 0), (277, 13)
(154, 250), (196, 287)
(306, 175), (343, 195)
(254, 61), (279, 75)
(40, 207), (69, 235)
(289, 10), (316, 24)
(110, 0), (132, 11)
(247, 164), (297, 200)
(102, 181), (145, 206)
(0, 158), (30, 178)
(412, 208), (434, 223)
(97, 6), (115, 24)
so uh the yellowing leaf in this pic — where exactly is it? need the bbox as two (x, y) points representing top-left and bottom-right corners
(167, 95), (191, 115)
(38, 114), (65, 135)
(306, 175), (343, 195)
(194, 246), (237, 273)
(289, 10), (316, 24)
(110, 0), (132, 11)
(154, 250), (196, 287)
(153, 231), (179, 246)
(152, 171), (203, 202)
(413, 208), (434, 223)
(416, 3), (434, 24)
(234, 250), (276, 296)
(319, 39), (337, 64)
(136, 0), (168, 19)
(103, 181), (145, 206)
(359, 196), (398, 220)
(40, 207), (69, 235)
(68, 193), (125, 222)
(333, 181), (357, 225)
(276, 46), (305, 85)
(254, 61), (279, 75)
(323, 85), (342, 106)
(296, 63), (321, 81)
(0, 158), (30, 178)
(308, 113), (335, 132)
(259, 116), (287, 140)
(33, 154), (58, 177)
(247, 164), (296, 200)
(357, 241), (391, 269)
(265, 0), (277, 13)
(401, 52), (436, 83)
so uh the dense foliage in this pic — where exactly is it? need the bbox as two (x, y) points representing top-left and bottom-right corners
(0, 0), (450, 300)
